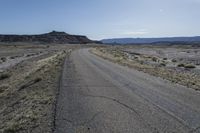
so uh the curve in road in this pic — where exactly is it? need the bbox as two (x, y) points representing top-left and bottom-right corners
(55, 49), (200, 133)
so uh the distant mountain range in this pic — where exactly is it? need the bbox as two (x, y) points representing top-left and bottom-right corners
(0, 31), (96, 44)
(101, 36), (200, 44)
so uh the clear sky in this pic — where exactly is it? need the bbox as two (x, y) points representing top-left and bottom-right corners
(0, 0), (200, 40)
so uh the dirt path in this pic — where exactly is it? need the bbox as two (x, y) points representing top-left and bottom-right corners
(55, 48), (200, 133)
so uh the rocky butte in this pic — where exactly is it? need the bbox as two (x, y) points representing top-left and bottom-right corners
(0, 31), (97, 44)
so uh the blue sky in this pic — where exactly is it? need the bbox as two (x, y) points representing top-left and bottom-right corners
(0, 0), (200, 40)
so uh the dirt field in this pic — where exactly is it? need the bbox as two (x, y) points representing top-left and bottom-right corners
(1, 43), (200, 133)
(92, 45), (200, 91)
(0, 44), (79, 133)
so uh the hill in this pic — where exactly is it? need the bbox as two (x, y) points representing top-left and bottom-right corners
(102, 36), (200, 44)
(0, 31), (95, 44)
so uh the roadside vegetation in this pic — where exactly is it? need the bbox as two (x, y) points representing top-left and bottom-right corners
(0, 45), (71, 133)
(91, 46), (200, 91)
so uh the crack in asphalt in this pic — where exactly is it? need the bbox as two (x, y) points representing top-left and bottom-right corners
(189, 126), (200, 133)
(120, 82), (193, 131)
(82, 93), (160, 133)
(85, 51), (193, 131)
(55, 49), (199, 133)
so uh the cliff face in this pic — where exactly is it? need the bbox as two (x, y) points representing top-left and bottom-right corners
(0, 31), (94, 44)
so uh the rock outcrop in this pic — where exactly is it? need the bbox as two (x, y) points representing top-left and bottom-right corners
(0, 31), (95, 44)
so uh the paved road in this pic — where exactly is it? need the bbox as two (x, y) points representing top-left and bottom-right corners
(55, 49), (200, 133)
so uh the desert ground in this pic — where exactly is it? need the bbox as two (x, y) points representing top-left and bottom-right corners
(0, 43), (79, 132)
(92, 45), (200, 91)
(1, 44), (200, 133)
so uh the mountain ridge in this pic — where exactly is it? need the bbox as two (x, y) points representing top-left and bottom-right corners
(0, 31), (95, 44)
(102, 36), (200, 44)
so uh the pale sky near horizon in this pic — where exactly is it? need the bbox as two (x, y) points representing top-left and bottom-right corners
(0, 0), (200, 40)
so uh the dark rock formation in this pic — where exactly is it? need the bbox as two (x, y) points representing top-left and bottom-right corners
(0, 31), (95, 44)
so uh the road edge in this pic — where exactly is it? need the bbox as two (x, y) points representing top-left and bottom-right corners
(52, 51), (71, 133)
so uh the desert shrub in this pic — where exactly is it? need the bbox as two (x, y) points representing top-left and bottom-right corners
(0, 73), (10, 80)
(34, 77), (42, 83)
(0, 85), (9, 93)
(140, 60), (144, 64)
(160, 63), (166, 66)
(3, 122), (22, 133)
(152, 57), (158, 62)
(172, 59), (177, 62)
(177, 63), (185, 67)
(20, 77), (42, 90)
(184, 64), (196, 69)
(0, 87), (5, 93)
(10, 56), (15, 59)
(195, 61), (200, 65)
(1, 57), (6, 62)
(114, 53), (120, 58)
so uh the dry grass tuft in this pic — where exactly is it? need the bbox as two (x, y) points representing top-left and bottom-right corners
(0, 73), (10, 80)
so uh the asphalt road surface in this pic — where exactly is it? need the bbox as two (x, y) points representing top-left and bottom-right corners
(55, 49), (200, 133)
